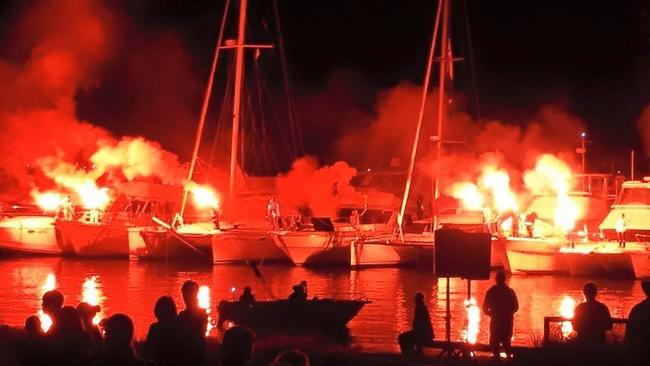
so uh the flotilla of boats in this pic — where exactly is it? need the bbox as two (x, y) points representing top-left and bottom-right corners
(1, 0), (649, 283)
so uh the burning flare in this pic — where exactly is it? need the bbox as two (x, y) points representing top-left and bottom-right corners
(524, 155), (579, 233)
(559, 295), (576, 338)
(450, 182), (484, 211)
(38, 273), (57, 332)
(188, 183), (220, 209)
(479, 165), (518, 215)
(81, 276), (104, 325)
(32, 190), (66, 212)
(198, 285), (213, 336)
(462, 298), (480, 344)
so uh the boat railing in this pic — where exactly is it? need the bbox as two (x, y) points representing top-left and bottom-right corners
(543, 316), (627, 345)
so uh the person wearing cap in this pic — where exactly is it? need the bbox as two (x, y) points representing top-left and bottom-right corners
(77, 302), (102, 358)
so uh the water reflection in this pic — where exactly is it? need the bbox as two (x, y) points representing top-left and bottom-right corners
(0, 257), (645, 352)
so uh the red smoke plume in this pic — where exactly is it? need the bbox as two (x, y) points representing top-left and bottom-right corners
(276, 156), (359, 216)
(335, 82), (584, 194)
(0, 0), (114, 197)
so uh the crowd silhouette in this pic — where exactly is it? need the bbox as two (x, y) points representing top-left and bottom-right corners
(398, 272), (650, 365)
(13, 274), (650, 365)
(16, 280), (318, 366)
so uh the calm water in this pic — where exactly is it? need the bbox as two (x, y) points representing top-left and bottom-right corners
(0, 257), (645, 352)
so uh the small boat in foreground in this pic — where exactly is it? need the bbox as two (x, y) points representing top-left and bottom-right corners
(217, 298), (368, 332)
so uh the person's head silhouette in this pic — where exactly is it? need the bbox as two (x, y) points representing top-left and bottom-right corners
(583, 282), (598, 301)
(102, 313), (134, 351)
(25, 315), (43, 338)
(243, 287), (252, 295)
(495, 271), (507, 285)
(414, 292), (425, 305)
(641, 281), (650, 298)
(181, 280), (200, 309)
(76, 302), (100, 326)
(42, 290), (64, 317)
(154, 295), (177, 321)
(219, 325), (255, 366)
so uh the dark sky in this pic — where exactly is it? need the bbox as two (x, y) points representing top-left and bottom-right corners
(2, 0), (649, 173)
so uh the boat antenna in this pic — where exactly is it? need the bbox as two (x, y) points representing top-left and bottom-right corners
(180, 0), (232, 219)
(397, 0), (444, 237)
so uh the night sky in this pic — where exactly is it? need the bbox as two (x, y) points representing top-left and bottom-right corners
(2, 0), (648, 173)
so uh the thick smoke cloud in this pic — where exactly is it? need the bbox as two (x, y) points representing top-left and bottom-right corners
(334, 82), (584, 193)
(0, 0), (114, 197)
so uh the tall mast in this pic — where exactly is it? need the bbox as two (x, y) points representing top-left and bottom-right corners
(180, 0), (231, 218)
(397, 0), (444, 232)
(229, 0), (248, 200)
(433, 0), (450, 230)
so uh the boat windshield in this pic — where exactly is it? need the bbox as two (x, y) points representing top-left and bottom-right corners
(617, 187), (650, 205)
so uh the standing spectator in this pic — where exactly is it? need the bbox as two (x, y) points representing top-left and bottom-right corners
(573, 282), (613, 346)
(482, 271), (519, 360)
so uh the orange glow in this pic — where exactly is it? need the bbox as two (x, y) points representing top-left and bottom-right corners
(559, 295), (576, 338)
(198, 285), (213, 336)
(450, 182), (484, 210)
(462, 297), (480, 344)
(188, 183), (220, 209)
(38, 273), (57, 332)
(479, 166), (518, 215)
(76, 181), (110, 210)
(81, 276), (103, 325)
(31, 190), (66, 212)
(524, 155), (579, 233)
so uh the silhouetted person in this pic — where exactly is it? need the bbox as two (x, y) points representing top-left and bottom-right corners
(41, 290), (64, 334)
(573, 282), (613, 346)
(482, 271), (518, 360)
(625, 281), (650, 363)
(272, 349), (310, 366)
(398, 293), (434, 356)
(300, 281), (308, 298)
(144, 296), (178, 366)
(288, 285), (307, 302)
(616, 213), (627, 248)
(239, 287), (255, 308)
(76, 302), (102, 358)
(96, 313), (155, 366)
(47, 306), (91, 366)
(176, 280), (207, 366)
(21, 315), (46, 366)
(218, 325), (255, 366)
(525, 212), (538, 238)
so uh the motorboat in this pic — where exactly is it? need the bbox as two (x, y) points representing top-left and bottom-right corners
(217, 297), (369, 333)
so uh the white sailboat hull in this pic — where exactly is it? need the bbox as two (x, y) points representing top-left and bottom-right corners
(56, 220), (129, 257)
(0, 216), (61, 255)
(212, 228), (290, 264)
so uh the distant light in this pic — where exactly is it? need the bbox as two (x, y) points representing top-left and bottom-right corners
(230, 286), (236, 293)
(581, 132), (586, 137)
(366, 168), (371, 172)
